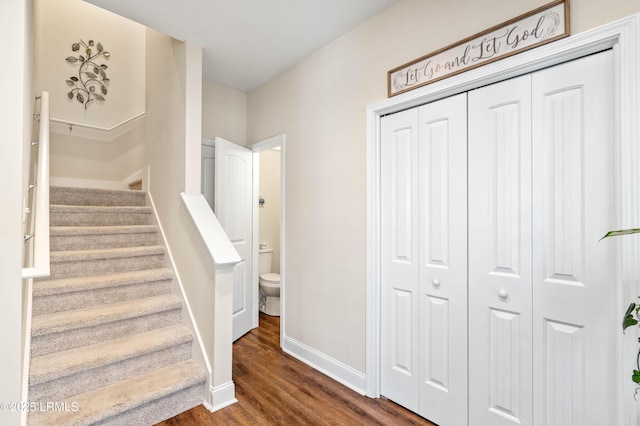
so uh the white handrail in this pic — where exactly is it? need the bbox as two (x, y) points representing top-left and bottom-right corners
(22, 91), (50, 280)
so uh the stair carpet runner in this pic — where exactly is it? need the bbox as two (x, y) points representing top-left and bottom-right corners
(28, 186), (206, 425)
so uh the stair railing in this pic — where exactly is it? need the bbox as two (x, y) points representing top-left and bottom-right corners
(22, 91), (50, 279)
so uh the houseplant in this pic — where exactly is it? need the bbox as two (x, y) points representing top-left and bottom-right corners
(601, 228), (640, 394)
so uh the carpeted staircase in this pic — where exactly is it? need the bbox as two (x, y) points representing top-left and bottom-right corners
(28, 186), (206, 426)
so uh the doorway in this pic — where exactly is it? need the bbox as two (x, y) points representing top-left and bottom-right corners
(200, 134), (286, 343)
(250, 134), (286, 348)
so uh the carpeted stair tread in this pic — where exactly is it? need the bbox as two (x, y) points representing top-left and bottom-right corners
(29, 324), (193, 386)
(31, 294), (182, 337)
(49, 245), (164, 263)
(50, 224), (159, 251)
(50, 186), (146, 206)
(50, 204), (152, 214)
(34, 268), (173, 297)
(50, 205), (152, 227)
(50, 224), (158, 237)
(27, 359), (206, 426)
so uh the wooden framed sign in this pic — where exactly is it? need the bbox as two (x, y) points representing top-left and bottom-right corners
(388, 0), (570, 97)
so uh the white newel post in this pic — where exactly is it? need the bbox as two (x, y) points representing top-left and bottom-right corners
(208, 265), (237, 410)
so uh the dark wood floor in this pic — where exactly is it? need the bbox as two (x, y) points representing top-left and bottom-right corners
(157, 313), (435, 425)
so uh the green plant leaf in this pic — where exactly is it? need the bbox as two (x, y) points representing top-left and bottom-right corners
(633, 370), (640, 384)
(600, 228), (640, 241)
(623, 303), (638, 331)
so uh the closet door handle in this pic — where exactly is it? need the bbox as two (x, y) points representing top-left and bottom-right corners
(497, 288), (508, 300)
(432, 279), (441, 287)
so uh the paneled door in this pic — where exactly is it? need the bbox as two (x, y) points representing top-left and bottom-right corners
(468, 51), (617, 425)
(468, 74), (534, 426)
(531, 50), (617, 425)
(381, 93), (468, 426)
(215, 137), (254, 341)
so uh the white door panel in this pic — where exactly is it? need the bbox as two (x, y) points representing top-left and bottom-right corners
(381, 107), (420, 412)
(532, 51), (617, 426)
(418, 93), (468, 426)
(468, 75), (533, 426)
(379, 51), (617, 426)
(215, 137), (254, 342)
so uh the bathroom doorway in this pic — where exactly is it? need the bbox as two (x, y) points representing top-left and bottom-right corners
(250, 134), (285, 347)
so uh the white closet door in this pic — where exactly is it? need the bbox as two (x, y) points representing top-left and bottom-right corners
(468, 75), (533, 426)
(381, 107), (420, 412)
(381, 94), (468, 424)
(418, 93), (468, 426)
(531, 51), (617, 425)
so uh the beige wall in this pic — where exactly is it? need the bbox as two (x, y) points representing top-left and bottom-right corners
(202, 79), (247, 145)
(259, 149), (281, 273)
(49, 126), (144, 184)
(35, 0), (146, 186)
(144, 27), (216, 381)
(1, 0), (32, 423)
(247, 0), (640, 373)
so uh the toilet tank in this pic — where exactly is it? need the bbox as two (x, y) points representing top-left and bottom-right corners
(258, 248), (274, 275)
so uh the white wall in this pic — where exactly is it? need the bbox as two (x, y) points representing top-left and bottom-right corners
(247, 0), (640, 374)
(0, 0), (32, 423)
(35, 0), (146, 187)
(259, 149), (281, 273)
(202, 79), (247, 146)
(145, 27), (225, 392)
(34, 0), (144, 129)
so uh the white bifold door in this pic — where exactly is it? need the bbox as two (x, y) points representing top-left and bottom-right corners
(381, 93), (469, 426)
(381, 51), (617, 426)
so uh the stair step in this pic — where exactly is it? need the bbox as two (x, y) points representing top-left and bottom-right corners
(28, 359), (206, 426)
(50, 186), (146, 207)
(50, 224), (158, 251)
(31, 294), (182, 357)
(50, 205), (152, 227)
(29, 325), (195, 403)
(47, 245), (165, 280)
(33, 269), (173, 315)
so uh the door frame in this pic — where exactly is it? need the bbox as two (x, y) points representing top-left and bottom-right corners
(249, 134), (286, 348)
(365, 13), (640, 423)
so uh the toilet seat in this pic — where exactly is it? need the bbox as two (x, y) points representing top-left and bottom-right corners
(259, 272), (280, 284)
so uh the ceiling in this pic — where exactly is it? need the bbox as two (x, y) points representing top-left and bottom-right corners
(85, 0), (399, 92)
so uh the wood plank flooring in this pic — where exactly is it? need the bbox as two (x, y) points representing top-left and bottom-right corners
(157, 313), (435, 425)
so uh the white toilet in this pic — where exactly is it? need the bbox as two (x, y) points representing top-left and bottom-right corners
(258, 247), (280, 316)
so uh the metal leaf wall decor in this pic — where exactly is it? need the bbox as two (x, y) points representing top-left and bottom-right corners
(65, 39), (110, 109)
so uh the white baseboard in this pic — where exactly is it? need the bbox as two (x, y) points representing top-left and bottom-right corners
(203, 381), (237, 412)
(282, 336), (366, 395)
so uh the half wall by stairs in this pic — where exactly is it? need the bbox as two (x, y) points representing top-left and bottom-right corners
(28, 186), (206, 425)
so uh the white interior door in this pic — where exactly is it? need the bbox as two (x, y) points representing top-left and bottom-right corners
(418, 93), (468, 426)
(468, 74), (533, 426)
(381, 106), (420, 412)
(531, 50), (617, 425)
(215, 137), (254, 341)
(381, 93), (468, 425)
